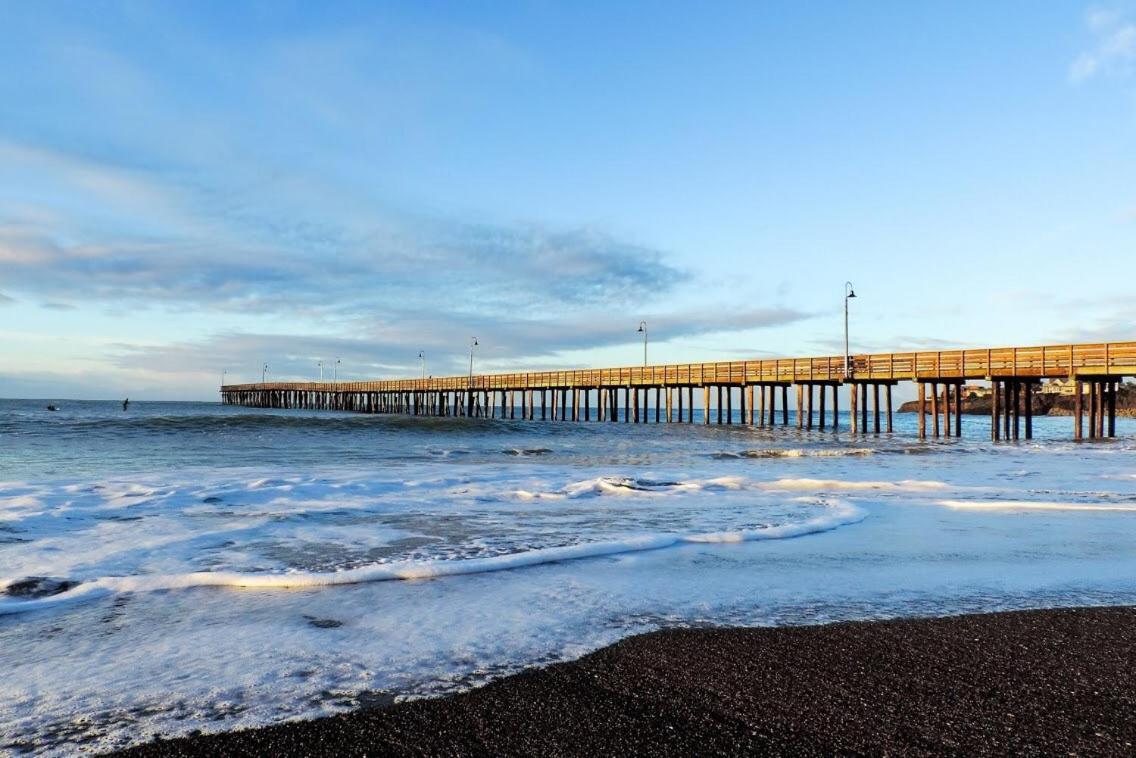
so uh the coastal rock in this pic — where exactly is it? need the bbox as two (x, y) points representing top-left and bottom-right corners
(898, 385), (1136, 416)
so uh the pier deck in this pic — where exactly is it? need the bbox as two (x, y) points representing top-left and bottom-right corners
(222, 341), (1136, 441)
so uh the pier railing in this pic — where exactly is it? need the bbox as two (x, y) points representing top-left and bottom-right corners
(222, 341), (1136, 393)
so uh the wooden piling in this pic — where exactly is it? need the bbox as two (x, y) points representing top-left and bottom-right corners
(953, 383), (962, 438)
(818, 385), (826, 430)
(931, 382), (940, 438)
(1072, 381), (1081, 440)
(1088, 381), (1097, 439)
(990, 381), (999, 440)
(918, 382), (927, 439)
(1097, 382), (1106, 439)
(1109, 380), (1117, 438)
(942, 385), (951, 438)
(1024, 383), (1033, 440)
(1011, 381), (1020, 441)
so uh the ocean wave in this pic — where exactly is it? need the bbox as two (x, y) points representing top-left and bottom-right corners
(710, 448), (875, 460)
(514, 475), (746, 500)
(937, 499), (1136, 512)
(4, 412), (539, 438)
(0, 499), (865, 616)
(502, 448), (553, 457)
(761, 478), (949, 491)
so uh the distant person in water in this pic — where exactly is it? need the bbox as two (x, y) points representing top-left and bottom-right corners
(122, 398), (129, 411)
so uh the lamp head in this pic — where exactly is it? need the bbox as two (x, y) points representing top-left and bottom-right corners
(847, 289), (856, 299)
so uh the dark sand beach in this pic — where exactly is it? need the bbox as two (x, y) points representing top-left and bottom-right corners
(116, 606), (1136, 757)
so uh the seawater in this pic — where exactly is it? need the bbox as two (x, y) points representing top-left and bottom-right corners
(2, 399), (1136, 754)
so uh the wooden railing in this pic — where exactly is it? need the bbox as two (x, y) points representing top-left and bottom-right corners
(223, 341), (1136, 393)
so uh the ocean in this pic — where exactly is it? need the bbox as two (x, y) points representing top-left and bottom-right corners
(2, 399), (1136, 754)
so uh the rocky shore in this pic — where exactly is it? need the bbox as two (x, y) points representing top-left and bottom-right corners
(115, 606), (1136, 757)
(899, 384), (1136, 416)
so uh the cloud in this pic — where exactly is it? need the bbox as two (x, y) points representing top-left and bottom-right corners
(808, 334), (964, 355)
(0, 137), (684, 320)
(40, 301), (77, 311)
(1053, 306), (1136, 343)
(1070, 8), (1136, 82)
(0, 217), (683, 319)
(110, 305), (812, 382)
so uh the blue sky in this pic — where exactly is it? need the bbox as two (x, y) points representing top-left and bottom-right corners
(0, 1), (1134, 399)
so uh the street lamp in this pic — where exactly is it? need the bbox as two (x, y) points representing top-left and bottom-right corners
(262, 363), (268, 383)
(637, 321), (648, 367)
(318, 360), (323, 382)
(418, 351), (426, 380)
(334, 357), (341, 384)
(844, 281), (856, 378)
(468, 338), (478, 386)
(221, 369), (227, 387)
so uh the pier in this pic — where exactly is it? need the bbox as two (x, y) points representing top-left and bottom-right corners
(221, 341), (1135, 441)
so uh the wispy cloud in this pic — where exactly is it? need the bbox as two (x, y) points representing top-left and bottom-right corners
(0, 215), (682, 317)
(0, 291), (13, 305)
(1070, 7), (1136, 82)
(110, 305), (812, 381)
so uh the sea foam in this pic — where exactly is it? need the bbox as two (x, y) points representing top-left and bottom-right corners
(0, 496), (864, 615)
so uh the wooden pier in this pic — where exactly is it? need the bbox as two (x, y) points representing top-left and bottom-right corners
(221, 341), (1136, 441)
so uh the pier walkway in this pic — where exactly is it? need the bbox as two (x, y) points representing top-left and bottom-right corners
(222, 341), (1136, 441)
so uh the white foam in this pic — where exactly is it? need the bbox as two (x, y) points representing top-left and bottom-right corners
(748, 448), (875, 458)
(0, 498), (865, 615)
(762, 478), (949, 491)
(516, 475), (746, 500)
(938, 499), (1136, 512)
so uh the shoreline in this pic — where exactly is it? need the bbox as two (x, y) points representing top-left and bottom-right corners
(115, 606), (1136, 757)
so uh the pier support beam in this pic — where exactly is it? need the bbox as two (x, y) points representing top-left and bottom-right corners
(919, 382), (927, 439)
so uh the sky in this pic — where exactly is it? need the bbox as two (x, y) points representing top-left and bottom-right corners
(0, 1), (1134, 400)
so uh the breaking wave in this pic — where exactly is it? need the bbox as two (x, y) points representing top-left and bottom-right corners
(0, 497), (865, 616)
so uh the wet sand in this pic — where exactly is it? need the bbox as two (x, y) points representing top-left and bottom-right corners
(116, 606), (1136, 756)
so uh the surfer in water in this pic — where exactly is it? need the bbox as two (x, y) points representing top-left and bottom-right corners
(122, 398), (130, 412)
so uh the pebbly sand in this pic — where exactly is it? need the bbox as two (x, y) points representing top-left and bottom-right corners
(114, 606), (1136, 756)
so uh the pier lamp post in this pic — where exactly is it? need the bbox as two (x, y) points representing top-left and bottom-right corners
(334, 358), (340, 385)
(318, 361), (323, 382)
(468, 338), (479, 416)
(419, 351), (426, 380)
(637, 321), (648, 367)
(844, 282), (857, 378)
(468, 338), (479, 386)
(262, 364), (268, 383)
(221, 369), (227, 387)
